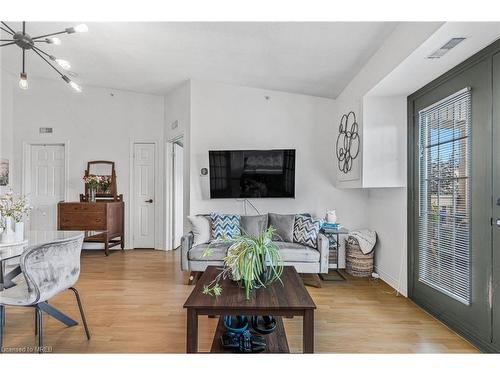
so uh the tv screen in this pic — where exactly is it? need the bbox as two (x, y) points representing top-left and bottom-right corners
(209, 149), (295, 198)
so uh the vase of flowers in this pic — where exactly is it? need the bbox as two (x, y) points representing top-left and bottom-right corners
(202, 227), (283, 299)
(0, 191), (31, 244)
(83, 175), (101, 202)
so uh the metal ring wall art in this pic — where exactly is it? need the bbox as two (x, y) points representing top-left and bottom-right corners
(336, 111), (360, 173)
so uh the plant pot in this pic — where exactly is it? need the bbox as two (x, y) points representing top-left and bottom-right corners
(252, 256), (270, 289)
(255, 269), (272, 288)
(1, 216), (16, 244)
(15, 221), (24, 242)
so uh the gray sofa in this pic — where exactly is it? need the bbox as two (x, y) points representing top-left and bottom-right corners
(180, 213), (333, 274)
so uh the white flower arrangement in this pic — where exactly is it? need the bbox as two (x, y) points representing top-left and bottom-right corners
(0, 190), (33, 223)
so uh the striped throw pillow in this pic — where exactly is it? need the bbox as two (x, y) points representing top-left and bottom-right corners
(293, 214), (321, 249)
(210, 213), (241, 240)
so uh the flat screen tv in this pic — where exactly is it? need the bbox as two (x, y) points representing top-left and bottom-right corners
(209, 149), (295, 198)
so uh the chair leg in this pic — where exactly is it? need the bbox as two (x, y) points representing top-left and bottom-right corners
(69, 287), (91, 340)
(35, 305), (43, 353)
(0, 305), (4, 352)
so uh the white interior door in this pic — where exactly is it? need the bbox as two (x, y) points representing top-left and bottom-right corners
(133, 143), (155, 248)
(173, 141), (184, 248)
(28, 144), (65, 231)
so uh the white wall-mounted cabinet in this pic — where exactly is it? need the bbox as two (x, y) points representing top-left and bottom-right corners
(362, 95), (407, 188)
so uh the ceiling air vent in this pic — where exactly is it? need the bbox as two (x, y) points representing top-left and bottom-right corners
(39, 127), (53, 134)
(427, 38), (466, 59)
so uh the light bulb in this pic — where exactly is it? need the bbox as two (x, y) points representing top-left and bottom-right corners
(19, 73), (28, 90)
(74, 24), (88, 33)
(46, 37), (61, 45)
(69, 81), (82, 93)
(56, 59), (71, 70)
(62, 75), (82, 93)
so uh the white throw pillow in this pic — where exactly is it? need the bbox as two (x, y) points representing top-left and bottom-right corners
(188, 215), (211, 246)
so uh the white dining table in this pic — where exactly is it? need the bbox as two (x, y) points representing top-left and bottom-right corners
(1, 230), (85, 258)
(0, 230), (92, 328)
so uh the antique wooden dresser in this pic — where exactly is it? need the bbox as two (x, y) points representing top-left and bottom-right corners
(57, 160), (125, 256)
(57, 201), (124, 256)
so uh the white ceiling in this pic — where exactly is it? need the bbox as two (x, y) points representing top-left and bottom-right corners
(368, 22), (500, 97)
(0, 22), (398, 98)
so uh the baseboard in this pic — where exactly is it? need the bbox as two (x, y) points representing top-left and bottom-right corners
(374, 266), (407, 297)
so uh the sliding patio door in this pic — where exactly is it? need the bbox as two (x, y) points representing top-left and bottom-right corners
(409, 57), (493, 347)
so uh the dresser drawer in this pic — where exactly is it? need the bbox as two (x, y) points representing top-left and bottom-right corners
(59, 212), (106, 230)
(60, 203), (105, 213)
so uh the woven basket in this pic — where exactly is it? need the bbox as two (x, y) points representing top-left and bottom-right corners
(345, 236), (374, 277)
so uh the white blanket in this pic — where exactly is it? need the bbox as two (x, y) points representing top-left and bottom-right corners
(348, 229), (377, 254)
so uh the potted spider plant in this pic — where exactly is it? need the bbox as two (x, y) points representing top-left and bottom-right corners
(202, 227), (283, 299)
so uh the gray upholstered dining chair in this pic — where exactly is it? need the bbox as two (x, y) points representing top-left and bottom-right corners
(0, 234), (90, 353)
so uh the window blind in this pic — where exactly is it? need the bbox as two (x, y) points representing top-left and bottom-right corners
(418, 87), (471, 305)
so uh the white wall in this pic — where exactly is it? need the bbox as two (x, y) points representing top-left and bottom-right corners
(367, 187), (407, 295)
(188, 80), (369, 229)
(164, 81), (191, 246)
(362, 96), (408, 295)
(173, 142), (184, 247)
(0, 71), (14, 195)
(362, 96), (407, 188)
(10, 76), (164, 249)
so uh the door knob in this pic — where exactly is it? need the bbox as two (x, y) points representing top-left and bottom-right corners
(145, 199), (153, 203)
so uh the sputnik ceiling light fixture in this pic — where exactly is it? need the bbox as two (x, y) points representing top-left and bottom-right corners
(0, 21), (88, 92)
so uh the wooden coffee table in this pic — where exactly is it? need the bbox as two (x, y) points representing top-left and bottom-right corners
(183, 266), (316, 353)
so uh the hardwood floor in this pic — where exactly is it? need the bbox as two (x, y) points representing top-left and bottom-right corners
(1, 250), (478, 353)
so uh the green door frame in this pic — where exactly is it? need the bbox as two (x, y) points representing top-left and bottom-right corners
(408, 38), (500, 353)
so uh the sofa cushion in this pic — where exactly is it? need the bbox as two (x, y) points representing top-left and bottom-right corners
(240, 214), (268, 237)
(268, 213), (295, 242)
(293, 214), (321, 249)
(188, 242), (231, 261)
(190, 241), (320, 263)
(273, 241), (320, 263)
(188, 215), (211, 246)
(210, 213), (241, 240)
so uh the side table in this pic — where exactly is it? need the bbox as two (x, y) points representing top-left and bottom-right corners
(320, 227), (349, 281)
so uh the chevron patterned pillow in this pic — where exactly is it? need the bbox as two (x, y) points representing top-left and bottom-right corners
(293, 214), (321, 249)
(210, 213), (241, 240)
